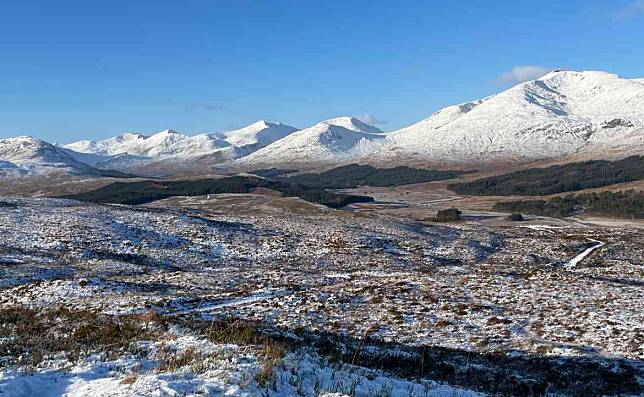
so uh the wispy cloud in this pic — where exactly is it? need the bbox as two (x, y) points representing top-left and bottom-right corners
(358, 113), (386, 125)
(614, 0), (644, 20)
(494, 66), (553, 86)
(186, 103), (223, 112)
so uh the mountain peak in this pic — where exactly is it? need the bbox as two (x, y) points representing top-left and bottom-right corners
(526, 70), (623, 88)
(0, 135), (117, 177)
(322, 116), (383, 134)
(146, 129), (189, 147)
(246, 120), (291, 130)
(249, 120), (274, 128)
(220, 120), (298, 149)
(157, 129), (181, 135)
(6, 135), (44, 144)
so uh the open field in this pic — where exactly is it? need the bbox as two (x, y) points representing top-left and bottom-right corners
(345, 177), (644, 224)
(0, 192), (642, 396)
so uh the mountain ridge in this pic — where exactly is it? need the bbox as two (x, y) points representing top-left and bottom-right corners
(2, 70), (643, 177)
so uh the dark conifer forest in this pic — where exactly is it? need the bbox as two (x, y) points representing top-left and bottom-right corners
(448, 156), (644, 196)
(493, 190), (644, 219)
(59, 176), (374, 208)
(279, 164), (463, 188)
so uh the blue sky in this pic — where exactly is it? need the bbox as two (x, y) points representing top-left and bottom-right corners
(1, 0), (643, 142)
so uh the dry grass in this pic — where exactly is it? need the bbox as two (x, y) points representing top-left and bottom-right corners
(206, 318), (264, 345)
(120, 374), (138, 384)
(256, 359), (276, 386)
(0, 306), (168, 368)
(255, 339), (286, 386)
(157, 346), (201, 372)
(1, 306), (291, 380)
(201, 318), (287, 385)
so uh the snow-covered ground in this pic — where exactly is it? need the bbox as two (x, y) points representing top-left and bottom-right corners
(0, 197), (642, 396)
(0, 333), (482, 397)
(564, 238), (605, 268)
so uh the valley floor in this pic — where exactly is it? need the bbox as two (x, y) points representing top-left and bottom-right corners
(0, 195), (642, 396)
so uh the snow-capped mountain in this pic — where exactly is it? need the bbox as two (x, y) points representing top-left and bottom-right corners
(63, 129), (231, 158)
(62, 121), (299, 169)
(215, 120), (298, 152)
(237, 71), (643, 168)
(238, 117), (385, 167)
(2, 70), (642, 177)
(0, 136), (127, 177)
(367, 70), (644, 164)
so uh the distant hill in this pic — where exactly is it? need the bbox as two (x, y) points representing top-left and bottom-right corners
(62, 121), (298, 162)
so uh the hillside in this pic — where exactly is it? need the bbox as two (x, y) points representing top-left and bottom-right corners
(493, 190), (644, 219)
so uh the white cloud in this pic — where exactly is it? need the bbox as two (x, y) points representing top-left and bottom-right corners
(494, 66), (553, 86)
(614, 0), (644, 20)
(358, 113), (386, 125)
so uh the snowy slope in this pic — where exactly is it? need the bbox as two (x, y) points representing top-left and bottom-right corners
(0, 338), (483, 397)
(238, 117), (385, 166)
(369, 70), (644, 164)
(0, 137), (126, 177)
(567, 126), (644, 161)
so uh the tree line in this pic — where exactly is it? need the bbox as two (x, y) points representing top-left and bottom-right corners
(448, 156), (644, 196)
(278, 164), (462, 189)
(58, 176), (374, 208)
(493, 190), (644, 219)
